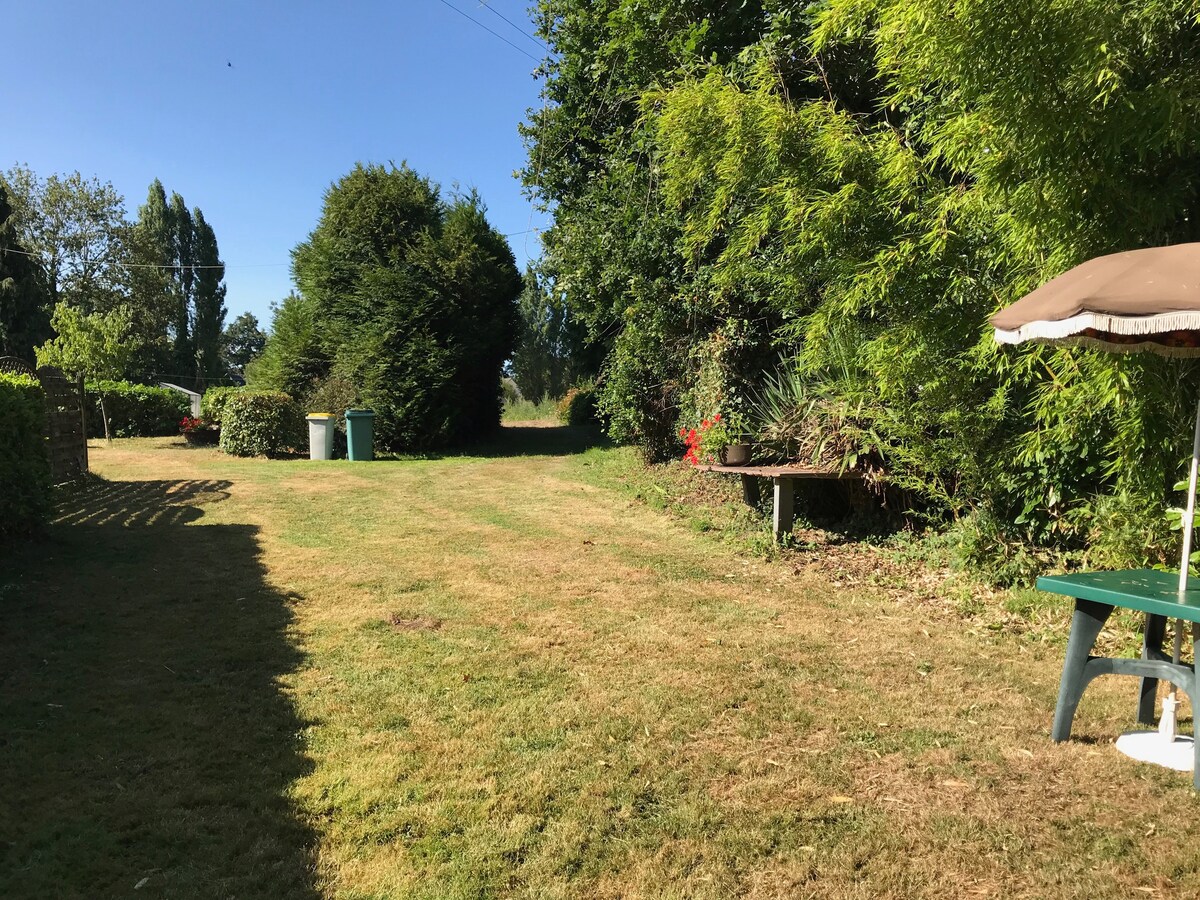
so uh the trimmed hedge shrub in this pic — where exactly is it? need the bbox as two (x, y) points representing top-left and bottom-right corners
(219, 391), (305, 457)
(0, 373), (51, 540)
(557, 384), (600, 426)
(199, 386), (242, 427)
(85, 381), (189, 438)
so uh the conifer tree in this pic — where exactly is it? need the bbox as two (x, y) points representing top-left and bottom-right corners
(278, 163), (520, 449)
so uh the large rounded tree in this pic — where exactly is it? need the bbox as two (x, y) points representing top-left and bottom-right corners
(288, 163), (520, 450)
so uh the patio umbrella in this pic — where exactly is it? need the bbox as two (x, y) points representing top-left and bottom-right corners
(992, 242), (1200, 766)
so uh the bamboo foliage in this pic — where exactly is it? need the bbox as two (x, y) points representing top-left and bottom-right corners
(524, 0), (1200, 574)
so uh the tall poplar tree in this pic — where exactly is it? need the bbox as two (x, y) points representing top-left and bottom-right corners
(133, 180), (227, 386)
(169, 192), (194, 375)
(128, 180), (176, 377)
(192, 209), (226, 386)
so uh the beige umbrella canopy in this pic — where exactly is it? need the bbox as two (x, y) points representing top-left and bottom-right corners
(993, 243), (1200, 356)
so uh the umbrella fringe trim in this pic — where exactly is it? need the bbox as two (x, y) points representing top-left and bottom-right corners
(993, 330), (1200, 357)
(995, 311), (1200, 344)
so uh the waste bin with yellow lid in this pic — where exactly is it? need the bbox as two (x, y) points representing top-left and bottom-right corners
(306, 413), (336, 460)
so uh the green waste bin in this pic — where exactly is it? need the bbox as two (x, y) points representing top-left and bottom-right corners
(345, 408), (376, 461)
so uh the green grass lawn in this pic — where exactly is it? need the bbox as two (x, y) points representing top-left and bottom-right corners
(3, 430), (1199, 898)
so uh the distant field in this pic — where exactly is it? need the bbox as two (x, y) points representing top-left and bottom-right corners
(503, 396), (561, 423)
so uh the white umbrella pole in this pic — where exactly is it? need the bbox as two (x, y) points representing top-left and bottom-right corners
(1161, 394), (1200, 743)
(1179, 394), (1200, 594)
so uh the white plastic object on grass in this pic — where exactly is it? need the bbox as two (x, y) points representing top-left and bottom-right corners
(1115, 730), (1194, 772)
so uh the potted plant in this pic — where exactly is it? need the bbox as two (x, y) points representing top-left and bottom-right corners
(680, 412), (754, 466)
(717, 411), (753, 465)
(180, 415), (219, 445)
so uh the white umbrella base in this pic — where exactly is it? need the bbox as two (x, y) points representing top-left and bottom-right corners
(1115, 730), (1195, 772)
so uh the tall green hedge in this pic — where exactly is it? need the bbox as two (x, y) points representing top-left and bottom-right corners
(85, 381), (189, 438)
(218, 391), (304, 457)
(0, 373), (51, 539)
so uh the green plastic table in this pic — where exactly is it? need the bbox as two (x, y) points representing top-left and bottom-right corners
(1037, 569), (1200, 787)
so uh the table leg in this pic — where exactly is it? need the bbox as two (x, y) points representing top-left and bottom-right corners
(740, 474), (761, 507)
(1052, 598), (1114, 742)
(772, 477), (794, 540)
(1137, 613), (1168, 725)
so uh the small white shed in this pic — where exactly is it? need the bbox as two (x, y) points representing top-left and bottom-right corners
(159, 382), (202, 417)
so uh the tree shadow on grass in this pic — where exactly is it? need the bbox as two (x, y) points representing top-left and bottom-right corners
(459, 423), (610, 459)
(0, 478), (319, 898)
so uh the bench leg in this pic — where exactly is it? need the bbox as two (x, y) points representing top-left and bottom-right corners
(1137, 613), (1168, 725)
(772, 477), (794, 540)
(740, 474), (761, 507)
(1052, 598), (1114, 742)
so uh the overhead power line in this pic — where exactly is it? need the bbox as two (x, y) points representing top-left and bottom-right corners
(0, 246), (258, 269)
(432, 0), (541, 63)
(478, 1), (549, 52)
(2, 229), (543, 271)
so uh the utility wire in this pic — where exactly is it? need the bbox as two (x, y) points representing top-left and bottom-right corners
(432, 0), (541, 63)
(3, 229), (543, 272)
(477, 1), (549, 52)
(0, 246), (273, 270)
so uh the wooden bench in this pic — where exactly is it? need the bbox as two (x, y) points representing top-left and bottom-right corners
(1037, 569), (1200, 787)
(693, 464), (854, 539)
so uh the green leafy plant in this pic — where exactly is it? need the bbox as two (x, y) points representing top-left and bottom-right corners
(37, 303), (141, 441)
(199, 385), (242, 427)
(0, 372), (50, 540)
(597, 317), (688, 462)
(218, 391), (304, 458)
(501, 378), (521, 408)
(679, 415), (727, 465)
(557, 383), (600, 426)
(679, 412), (752, 466)
(748, 362), (882, 479)
(304, 374), (360, 432)
(518, 0), (1200, 579)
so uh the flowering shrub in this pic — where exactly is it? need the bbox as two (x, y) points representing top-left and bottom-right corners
(679, 414), (730, 465)
(179, 415), (214, 434)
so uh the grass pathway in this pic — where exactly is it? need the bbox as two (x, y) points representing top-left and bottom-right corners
(3, 429), (1200, 898)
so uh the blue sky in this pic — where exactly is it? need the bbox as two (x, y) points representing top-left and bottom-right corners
(4, 1), (549, 327)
